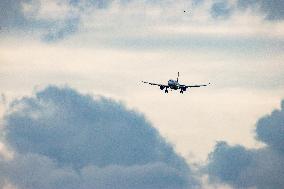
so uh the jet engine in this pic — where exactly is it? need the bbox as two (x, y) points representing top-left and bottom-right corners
(160, 86), (165, 90)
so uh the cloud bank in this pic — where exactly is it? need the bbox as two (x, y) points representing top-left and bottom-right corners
(237, 0), (284, 20)
(1, 0), (284, 42)
(0, 86), (283, 189)
(211, 0), (284, 20)
(206, 100), (284, 189)
(0, 86), (198, 189)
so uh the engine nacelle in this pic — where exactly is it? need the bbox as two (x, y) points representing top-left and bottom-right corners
(160, 86), (165, 90)
(182, 87), (187, 91)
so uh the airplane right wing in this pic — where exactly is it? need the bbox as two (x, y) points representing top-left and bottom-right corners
(180, 83), (211, 88)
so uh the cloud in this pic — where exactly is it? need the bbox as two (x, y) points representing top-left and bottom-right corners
(0, 0), (81, 41)
(0, 86), (198, 189)
(210, 0), (234, 19)
(206, 99), (284, 189)
(0, 0), (28, 28)
(210, 0), (284, 21)
(0, 94), (6, 105)
(256, 100), (284, 152)
(0, 154), (192, 189)
(41, 16), (80, 42)
(237, 0), (284, 20)
(1, 0), (80, 43)
(1, 0), (284, 43)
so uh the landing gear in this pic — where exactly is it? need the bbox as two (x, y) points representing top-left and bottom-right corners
(165, 89), (169, 93)
(180, 87), (186, 94)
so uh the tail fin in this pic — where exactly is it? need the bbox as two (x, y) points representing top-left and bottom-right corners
(177, 72), (180, 82)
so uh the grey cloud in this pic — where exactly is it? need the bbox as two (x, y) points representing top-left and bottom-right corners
(1, 86), (198, 189)
(237, 0), (284, 20)
(206, 100), (284, 189)
(0, 0), (19, 23)
(1, 0), (144, 41)
(2, 0), (283, 43)
(207, 142), (253, 187)
(41, 16), (80, 42)
(78, 0), (113, 8)
(0, 153), (191, 189)
(0, 0), (80, 41)
(210, 0), (234, 19)
(81, 162), (190, 189)
(207, 143), (284, 189)
(209, 0), (284, 20)
(0, 0), (30, 28)
(0, 0), (131, 42)
(191, 0), (204, 7)
(0, 154), (81, 189)
(256, 100), (284, 153)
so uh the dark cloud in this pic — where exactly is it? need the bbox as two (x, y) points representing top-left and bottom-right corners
(209, 0), (284, 20)
(0, 0), (80, 41)
(206, 100), (284, 189)
(2, 0), (284, 43)
(0, 0), (113, 41)
(0, 0), (30, 28)
(1, 86), (198, 189)
(0, 0), (131, 42)
(0, 154), (191, 189)
(0, 154), (81, 189)
(207, 142), (253, 187)
(237, 0), (284, 20)
(256, 100), (284, 153)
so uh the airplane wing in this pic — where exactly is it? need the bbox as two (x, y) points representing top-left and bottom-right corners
(180, 83), (210, 88)
(142, 81), (168, 87)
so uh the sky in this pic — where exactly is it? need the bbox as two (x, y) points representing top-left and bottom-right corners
(0, 0), (284, 189)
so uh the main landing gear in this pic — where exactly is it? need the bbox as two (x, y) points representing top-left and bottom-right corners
(180, 90), (184, 94)
(165, 89), (169, 93)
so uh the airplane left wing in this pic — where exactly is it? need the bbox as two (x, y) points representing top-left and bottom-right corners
(142, 81), (168, 88)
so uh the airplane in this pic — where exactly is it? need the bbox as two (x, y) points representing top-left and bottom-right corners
(142, 72), (210, 94)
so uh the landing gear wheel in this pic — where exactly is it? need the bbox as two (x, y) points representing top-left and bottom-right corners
(180, 90), (183, 94)
(165, 89), (168, 93)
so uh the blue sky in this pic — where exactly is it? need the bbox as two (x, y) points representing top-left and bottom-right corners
(0, 0), (284, 188)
